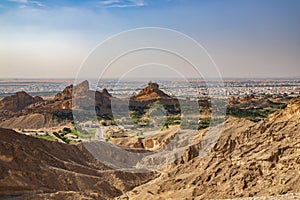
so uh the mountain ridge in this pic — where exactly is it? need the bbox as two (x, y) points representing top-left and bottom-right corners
(0, 127), (155, 199)
(116, 98), (300, 199)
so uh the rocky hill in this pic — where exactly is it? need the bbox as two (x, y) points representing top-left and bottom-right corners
(116, 98), (300, 199)
(0, 128), (154, 199)
(0, 91), (43, 112)
(0, 81), (112, 129)
(133, 82), (172, 100)
(0, 82), (299, 199)
(0, 81), (291, 129)
(129, 82), (180, 116)
(130, 82), (178, 104)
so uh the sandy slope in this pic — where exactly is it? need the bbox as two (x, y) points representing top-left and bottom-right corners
(0, 128), (155, 199)
(116, 99), (300, 199)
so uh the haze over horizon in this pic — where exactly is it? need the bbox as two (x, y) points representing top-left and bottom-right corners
(0, 0), (299, 79)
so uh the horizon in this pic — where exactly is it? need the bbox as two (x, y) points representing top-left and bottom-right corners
(0, 77), (300, 81)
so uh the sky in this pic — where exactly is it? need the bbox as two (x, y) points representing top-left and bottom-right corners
(0, 0), (300, 79)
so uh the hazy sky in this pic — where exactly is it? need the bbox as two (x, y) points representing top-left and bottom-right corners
(0, 0), (299, 79)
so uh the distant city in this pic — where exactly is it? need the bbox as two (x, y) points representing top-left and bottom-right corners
(0, 78), (299, 100)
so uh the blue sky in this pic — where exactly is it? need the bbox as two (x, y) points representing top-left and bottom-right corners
(0, 0), (300, 78)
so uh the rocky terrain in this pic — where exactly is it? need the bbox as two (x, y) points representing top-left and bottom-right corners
(0, 91), (43, 112)
(0, 81), (182, 131)
(0, 128), (155, 199)
(223, 193), (300, 200)
(226, 94), (289, 122)
(116, 98), (300, 199)
(0, 81), (112, 129)
(129, 82), (180, 116)
(0, 81), (300, 199)
(0, 81), (293, 130)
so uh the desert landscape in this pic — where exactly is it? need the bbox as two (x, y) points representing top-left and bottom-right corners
(1, 0), (300, 199)
(0, 80), (299, 199)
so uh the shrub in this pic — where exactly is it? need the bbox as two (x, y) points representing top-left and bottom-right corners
(63, 127), (71, 133)
(53, 131), (70, 144)
(52, 111), (73, 122)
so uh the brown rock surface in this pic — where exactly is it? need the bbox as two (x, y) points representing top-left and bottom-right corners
(130, 82), (177, 104)
(134, 82), (171, 100)
(0, 128), (154, 199)
(116, 98), (300, 199)
(222, 193), (300, 200)
(1, 83), (300, 199)
(129, 82), (180, 115)
(54, 85), (73, 101)
(0, 81), (113, 129)
(0, 113), (63, 129)
(112, 126), (181, 151)
(0, 91), (43, 112)
(54, 80), (90, 101)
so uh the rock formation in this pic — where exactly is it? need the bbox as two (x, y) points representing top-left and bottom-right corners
(0, 91), (43, 112)
(54, 80), (91, 101)
(134, 82), (171, 100)
(116, 98), (300, 199)
(129, 82), (180, 115)
(0, 80), (113, 129)
(0, 128), (155, 199)
(0, 81), (300, 199)
(54, 85), (73, 101)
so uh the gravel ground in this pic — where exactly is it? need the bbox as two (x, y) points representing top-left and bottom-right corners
(215, 193), (300, 200)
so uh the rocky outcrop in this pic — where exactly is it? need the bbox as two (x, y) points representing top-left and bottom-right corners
(71, 81), (113, 117)
(0, 81), (113, 129)
(54, 80), (90, 101)
(0, 113), (65, 129)
(117, 98), (300, 199)
(54, 85), (73, 101)
(112, 126), (181, 150)
(102, 88), (112, 97)
(0, 128), (154, 199)
(134, 82), (171, 100)
(0, 91), (43, 112)
(129, 82), (180, 115)
(54, 80), (112, 116)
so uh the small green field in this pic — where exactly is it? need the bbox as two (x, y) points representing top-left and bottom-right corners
(32, 135), (57, 141)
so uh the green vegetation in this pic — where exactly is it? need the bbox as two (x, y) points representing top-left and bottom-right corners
(52, 111), (73, 122)
(53, 131), (71, 144)
(226, 107), (279, 122)
(129, 112), (140, 123)
(99, 120), (116, 126)
(63, 127), (71, 133)
(161, 124), (169, 131)
(97, 114), (117, 126)
(128, 112), (151, 127)
(180, 118), (199, 130)
(163, 104), (181, 115)
(165, 116), (181, 126)
(70, 128), (94, 139)
(70, 129), (80, 136)
(180, 117), (224, 130)
(180, 104), (198, 114)
(129, 102), (182, 129)
(197, 118), (211, 130)
(97, 114), (114, 120)
(32, 135), (57, 141)
(133, 131), (144, 137)
(105, 135), (111, 142)
(149, 104), (166, 117)
(138, 119), (151, 127)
